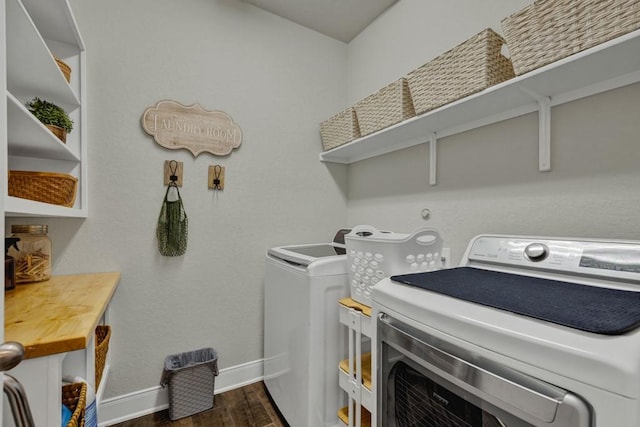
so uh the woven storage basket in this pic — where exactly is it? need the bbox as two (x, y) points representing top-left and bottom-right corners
(46, 124), (67, 143)
(354, 78), (415, 136)
(54, 56), (72, 83)
(319, 107), (360, 151)
(62, 382), (87, 427)
(502, 0), (640, 76)
(95, 325), (111, 389)
(407, 28), (515, 115)
(8, 170), (78, 207)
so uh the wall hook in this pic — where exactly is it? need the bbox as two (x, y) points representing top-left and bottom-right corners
(208, 165), (225, 190)
(168, 160), (178, 186)
(163, 160), (183, 187)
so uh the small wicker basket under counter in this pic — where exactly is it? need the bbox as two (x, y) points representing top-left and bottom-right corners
(95, 325), (111, 390)
(407, 28), (515, 115)
(62, 381), (87, 427)
(502, 0), (640, 76)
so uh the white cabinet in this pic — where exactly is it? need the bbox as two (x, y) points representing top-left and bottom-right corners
(5, 0), (87, 217)
(3, 272), (119, 427)
(4, 329), (108, 427)
(338, 298), (374, 427)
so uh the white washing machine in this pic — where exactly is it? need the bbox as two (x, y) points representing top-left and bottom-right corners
(264, 230), (350, 427)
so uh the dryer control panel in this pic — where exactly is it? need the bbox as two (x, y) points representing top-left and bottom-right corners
(464, 235), (640, 284)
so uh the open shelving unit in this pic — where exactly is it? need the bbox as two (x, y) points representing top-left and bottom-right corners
(338, 297), (374, 427)
(5, 0), (87, 218)
(320, 29), (640, 185)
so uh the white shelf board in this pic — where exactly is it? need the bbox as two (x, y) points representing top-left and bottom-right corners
(320, 29), (640, 164)
(5, 196), (87, 218)
(6, 0), (80, 112)
(7, 92), (80, 162)
(20, 0), (85, 49)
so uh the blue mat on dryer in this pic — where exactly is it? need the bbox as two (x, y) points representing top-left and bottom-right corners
(391, 267), (640, 335)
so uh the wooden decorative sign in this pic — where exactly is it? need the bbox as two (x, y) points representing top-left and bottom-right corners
(142, 100), (242, 157)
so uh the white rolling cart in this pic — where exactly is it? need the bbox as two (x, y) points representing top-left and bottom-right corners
(338, 297), (373, 427)
(337, 226), (449, 427)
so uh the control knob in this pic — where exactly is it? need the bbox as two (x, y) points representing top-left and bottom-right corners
(524, 243), (549, 262)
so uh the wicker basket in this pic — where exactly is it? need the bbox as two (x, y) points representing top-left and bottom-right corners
(95, 325), (111, 389)
(319, 107), (360, 151)
(46, 124), (67, 143)
(55, 56), (72, 83)
(62, 382), (87, 427)
(407, 28), (515, 115)
(8, 170), (78, 207)
(502, 0), (640, 76)
(354, 78), (415, 137)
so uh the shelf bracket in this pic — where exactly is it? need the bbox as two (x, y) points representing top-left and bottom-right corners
(518, 86), (551, 172)
(429, 133), (437, 186)
(537, 96), (551, 172)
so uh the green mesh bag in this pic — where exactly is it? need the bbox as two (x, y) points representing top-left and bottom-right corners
(156, 184), (188, 256)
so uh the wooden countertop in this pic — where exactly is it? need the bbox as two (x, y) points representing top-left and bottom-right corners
(5, 272), (120, 359)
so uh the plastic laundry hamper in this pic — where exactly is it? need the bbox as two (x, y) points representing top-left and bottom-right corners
(345, 225), (445, 306)
(160, 347), (219, 420)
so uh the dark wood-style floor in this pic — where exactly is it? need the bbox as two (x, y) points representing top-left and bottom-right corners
(109, 381), (288, 427)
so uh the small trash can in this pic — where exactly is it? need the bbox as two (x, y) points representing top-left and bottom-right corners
(160, 347), (219, 420)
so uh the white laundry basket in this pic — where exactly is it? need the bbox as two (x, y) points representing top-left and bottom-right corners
(345, 225), (445, 306)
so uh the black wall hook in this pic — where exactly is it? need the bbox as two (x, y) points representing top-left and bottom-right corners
(169, 160), (179, 186)
(164, 160), (183, 187)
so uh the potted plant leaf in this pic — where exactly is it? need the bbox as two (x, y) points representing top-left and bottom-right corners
(26, 97), (74, 143)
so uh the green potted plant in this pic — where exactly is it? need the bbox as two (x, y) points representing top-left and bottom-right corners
(26, 97), (74, 143)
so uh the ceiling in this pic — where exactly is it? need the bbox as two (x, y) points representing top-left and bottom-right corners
(242, 0), (398, 43)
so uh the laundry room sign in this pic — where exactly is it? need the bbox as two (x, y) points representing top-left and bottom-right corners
(142, 100), (242, 157)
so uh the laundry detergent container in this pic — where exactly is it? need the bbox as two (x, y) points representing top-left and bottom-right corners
(345, 225), (445, 306)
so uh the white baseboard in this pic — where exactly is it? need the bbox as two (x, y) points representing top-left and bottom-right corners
(98, 358), (264, 426)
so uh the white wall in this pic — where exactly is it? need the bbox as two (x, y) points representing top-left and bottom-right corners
(346, 0), (640, 264)
(6, 0), (348, 398)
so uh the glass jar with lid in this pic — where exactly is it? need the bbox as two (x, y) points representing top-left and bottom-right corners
(9, 224), (52, 283)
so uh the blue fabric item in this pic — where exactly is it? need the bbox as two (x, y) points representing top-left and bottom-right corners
(61, 404), (72, 427)
(391, 267), (640, 335)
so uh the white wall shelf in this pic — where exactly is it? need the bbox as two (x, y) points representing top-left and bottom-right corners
(320, 29), (640, 183)
(6, 0), (80, 111)
(4, 0), (87, 218)
(7, 93), (80, 161)
(6, 196), (86, 218)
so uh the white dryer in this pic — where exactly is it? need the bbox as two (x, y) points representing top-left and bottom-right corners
(264, 231), (350, 427)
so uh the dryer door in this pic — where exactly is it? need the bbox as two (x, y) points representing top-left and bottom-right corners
(377, 313), (591, 427)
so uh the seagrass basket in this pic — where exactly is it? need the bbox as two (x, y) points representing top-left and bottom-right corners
(62, 382), (87, 427)
(502, 0), (640, 76)
(407, 28), (515, 115)
(8, 171), (78, 207)
(319, 107), (360, 151)
(46, 124), (67, 143)
(354, 78), (415, 136)
(54, 56), (72, 83)
(95, 325), (111, 389)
